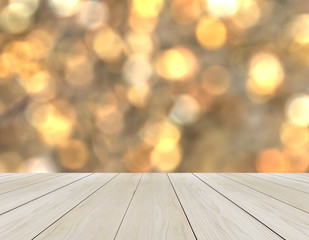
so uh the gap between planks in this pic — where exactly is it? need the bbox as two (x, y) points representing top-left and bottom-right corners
(0, 173), (308, 240)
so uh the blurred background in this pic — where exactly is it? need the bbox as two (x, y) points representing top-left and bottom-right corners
(0, 0), (309, 173)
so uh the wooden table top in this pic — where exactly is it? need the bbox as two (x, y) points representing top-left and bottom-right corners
(0, 173), (308, 239)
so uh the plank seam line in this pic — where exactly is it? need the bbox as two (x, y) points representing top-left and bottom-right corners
(0, 173), (17, 178)
(167, 173), (198, 240)
(0, 173), (93, 216)
(32, 173), (120, 240)
(0, 173), (33, 185)
(113, 173), (143, 240)
(193, 173), (286, 240)
(268, 173), (309, 184)
(0, 174), (67, 196)
(244, 173), (309, 195)
(219, 173), (309, 215)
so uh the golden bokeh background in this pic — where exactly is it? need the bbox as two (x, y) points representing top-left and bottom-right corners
(1, 0), (309, 173)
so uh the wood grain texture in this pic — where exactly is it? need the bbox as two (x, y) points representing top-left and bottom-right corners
(0, 173), (88, 215)
(220, 173), (309, 213)
(169, 173), (281, 240)
(115, 173), (196, 240)
(0, 173), (37, 184)
(270, 173), (309, 183)
(35, 173), (141, 240)
(0, 173), (308, 240)
(195, 173), (309, 240)
(0, 173), (116, 240)
(247, 173), (309, 194)
(0, 173), (62, 195)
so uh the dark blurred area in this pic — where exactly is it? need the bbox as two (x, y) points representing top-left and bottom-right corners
(0, 0), (309, 173)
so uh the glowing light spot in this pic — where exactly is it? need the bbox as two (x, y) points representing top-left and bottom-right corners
(151, 144), (182, 172)
(206, 0), (240, 18)
(29, 102), (75, 145)
(156, 138), (177, 152)
(0, 2), (33, 34)
(247, 53), (284, 96)
(159, 122), (181, 146)
(3, 41), (35, 73)
(10, 0), (40, 15)
(201, 65), (231, 95)
(169, 95), (200, 125)
(0, 55), (13, 84)
(231, 0), (260, 29)
(59, 140), (89, 170)
(171, 0), (201, 25)
(125, 32), (154, 55)
(150, 122), (182, 171)
(129, 14), (158, 33)
(195, 17), (227, 49)
(281, 122), (309, 150)
(286, 14), (309, 65)
(40, 113), (73, 145)
(139, 121), (164, 146)
(123, 55), (152, 87)
(283, 149), (309, 173)
(49, 0), (79, 17)
(256, 148), (289, 173)
(131, 0), (164, 18)
(156, 47), (198, 81)
(128, 0), (162, 33)
(19, 71), (51, 94)
(127, 85), (150, 108)
(286, 94), (309, 127)
(288, 14), (309, 45)
(93, 27), (124, 63)
(25, 156), (58, 172)
(78, 1), (108, 30)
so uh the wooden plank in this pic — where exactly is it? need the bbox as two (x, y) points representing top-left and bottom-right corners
(169, 173), (281, 240)
(0, 173), (90, 215)
(220, 173), (309, 213)
(0, 173), (117, 240)
(35, 173), (141, 240)
(247, 173), (309, 194)
(270, 173), (309, 183)
(277, 173), (309, 178)
(0, 173), (36, 184)
(0, 173), (62, 195)
(115, 173), (196, 240)
(0, 174), (16, 178)
(195, 173), (309, 240)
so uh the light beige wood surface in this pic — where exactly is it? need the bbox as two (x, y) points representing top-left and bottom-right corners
(0, 173), (117, 240)
(168, 173), (281, 240)
(270, 173), (309, 183)
(0, 173), (89, 214)
(248, 173), (309, 194)
(220, 173), (309, 213)
(0, 173), (63, 195)
(115, 173), (196, 240)
(195, 173), (309, 240)
(0, 173), (308, 240)
(36, 173), (141, 240)
(0, 173), (16, 178)
(0, 173), (38, 184)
